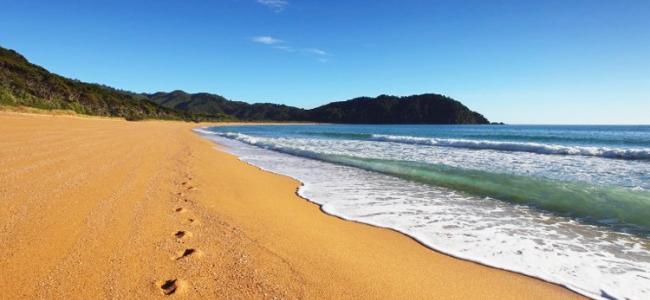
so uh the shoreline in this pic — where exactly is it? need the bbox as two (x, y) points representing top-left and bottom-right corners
(197, 127), (594, 299)
(234, 157), (590, 298)
(0, 112), (583, 299)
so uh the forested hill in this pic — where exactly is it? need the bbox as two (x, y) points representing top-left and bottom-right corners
(1, 45), (490, 124)
(144, 91), (307, 121)
(144, 92), (489, 124)
(0, 46), (201, 121)
(307, 94), (489, 124)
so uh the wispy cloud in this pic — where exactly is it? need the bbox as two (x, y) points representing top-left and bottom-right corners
(251, 36), (283, 45)
(303, 48), (327, 56)
(257, 0), (289, 12)
(251, 36), (330, 62)
(302, 48), (329, 63)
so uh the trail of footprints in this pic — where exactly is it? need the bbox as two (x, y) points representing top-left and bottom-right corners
(158, 173), (202, 296)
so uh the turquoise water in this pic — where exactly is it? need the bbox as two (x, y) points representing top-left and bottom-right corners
(319, 155), (650, 230)
(197, 124), (650, 299)
(208, 124), (650, 232)
(224, 124), (650, 149)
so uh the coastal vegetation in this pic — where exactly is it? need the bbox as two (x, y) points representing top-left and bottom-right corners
(307, 94), (489, 124)
(1, 45), (489, 124)
(0, 47), (205, 121)
(145, 90), (306, 121)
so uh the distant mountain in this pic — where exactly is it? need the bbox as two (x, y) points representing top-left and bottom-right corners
(144, 92), (489, 124)
(307, 94), (489, 124)
(0, 46), (203, 121)
(1, 45), (490, 124)
(144, 91), (307, 121)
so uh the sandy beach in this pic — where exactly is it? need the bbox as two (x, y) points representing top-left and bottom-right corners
(0, 112), (582, 299)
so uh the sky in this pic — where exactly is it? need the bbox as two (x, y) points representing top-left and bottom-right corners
(1, 0), (649, 124)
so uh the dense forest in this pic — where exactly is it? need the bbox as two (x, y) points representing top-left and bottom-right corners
(1, 45), (490, 124)
(307, 94), (489, 124)
(0, 47), (204, 121)
(144, 91), (306, 121)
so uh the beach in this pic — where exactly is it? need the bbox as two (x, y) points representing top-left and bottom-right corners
(0, 112), (581, 299)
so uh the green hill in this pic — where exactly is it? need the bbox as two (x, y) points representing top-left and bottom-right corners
(147, 91), (489, 124)
(0, 46), (208, 121)
(144, 91), (307, 121)
(308, 94), (489, 124)
(1, 45), (490, 124)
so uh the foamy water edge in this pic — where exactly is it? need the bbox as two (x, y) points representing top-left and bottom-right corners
(193, 127), (605, 299)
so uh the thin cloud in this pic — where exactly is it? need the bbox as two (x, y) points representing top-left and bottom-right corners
(303, 48), (328, 56)
(257, 0), (289, 12)
(251, 36), (283, 45)
(303, 48), (330, 63)
(252, 36), (330, 62)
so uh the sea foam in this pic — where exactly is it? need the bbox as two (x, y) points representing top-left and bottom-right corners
(204, 130), (650, 232)
(195, 129), (650, 300)
(368, 134), (650, 160)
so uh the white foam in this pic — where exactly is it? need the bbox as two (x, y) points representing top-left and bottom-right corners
(197, 131), (650, 300)
(209, 131), (650, 190)
(370, 134), (650, 160)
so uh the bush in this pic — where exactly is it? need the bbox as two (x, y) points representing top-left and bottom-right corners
(0, 87), (17, 106)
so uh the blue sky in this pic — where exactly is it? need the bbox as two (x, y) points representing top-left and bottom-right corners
(1, 0), (649, 124)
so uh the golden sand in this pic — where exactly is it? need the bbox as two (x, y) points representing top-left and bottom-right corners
(0, 112), (583, 299)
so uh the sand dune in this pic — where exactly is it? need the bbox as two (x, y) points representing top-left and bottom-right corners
(0, 112), (582, 299)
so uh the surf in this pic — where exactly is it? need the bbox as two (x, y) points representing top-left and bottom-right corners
(302, 131), (650, 160)
(210, 130), (650, 233)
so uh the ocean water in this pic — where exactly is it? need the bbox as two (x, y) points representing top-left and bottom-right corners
(195, 124), (650, 300)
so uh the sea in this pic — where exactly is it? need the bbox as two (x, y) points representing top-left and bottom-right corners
(194, 124), (650, 300)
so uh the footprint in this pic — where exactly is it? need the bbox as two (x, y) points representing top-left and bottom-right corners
(174, 248), (202, 260)
(174, 230), (192, 240)
(186, 186), (195, 191)
(183, 218), (200, 226)
(175, 207), (187, 213)
(159, 279), (179, 295)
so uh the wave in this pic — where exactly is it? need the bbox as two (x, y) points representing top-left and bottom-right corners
(300, 131), (374, 139)
(300, 131), (650, 160)
(462, 133), (650, 147)
(370, 134), (650, 160)
(210, 131), (650, 233)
